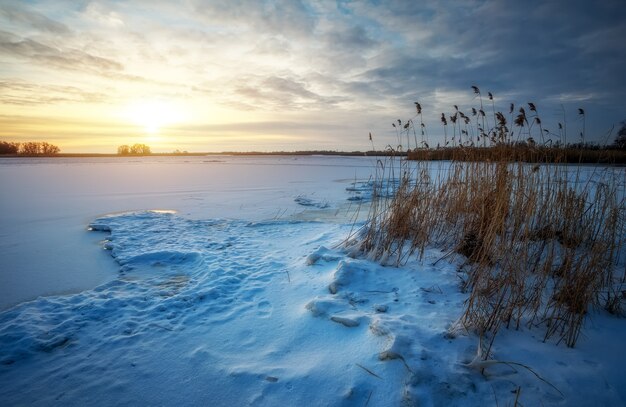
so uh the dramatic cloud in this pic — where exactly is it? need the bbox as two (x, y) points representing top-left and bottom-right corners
(0, 30), (124, 74)
(0, 0), (624, 152)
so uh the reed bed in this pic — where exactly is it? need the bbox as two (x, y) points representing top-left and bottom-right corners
(407, 145), (626, 164)
(353, 88), (626, 351)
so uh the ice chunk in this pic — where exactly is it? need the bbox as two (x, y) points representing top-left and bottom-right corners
(305, 246), (342, 265)
(294, 196), (330, 209)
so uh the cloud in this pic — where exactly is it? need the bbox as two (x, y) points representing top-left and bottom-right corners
(0, 114), (136, 141)
(190, 0), (315, 38)
(0, 80), (107, 105)
(195, 74), (347, 111)
(82, 2), (124, 27)
(174, 120), (344, 134)
(0, 3), (71, 34)
(324, 25), (378, 51)
(168, 119), (365, 151)
(0, 30), (123, 73)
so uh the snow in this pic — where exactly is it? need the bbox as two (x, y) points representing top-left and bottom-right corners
(0, 155), (374, 310)
(0, 155), (625, 406)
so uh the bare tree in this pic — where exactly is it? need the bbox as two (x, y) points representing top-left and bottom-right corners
(20, 142), (41, 155)
(130, 143), (151, 155)
(118, 143), (151, 155)
(41, 142), (60, 155)
(117, 145), (130, 155)
(0, 141), (20, 154)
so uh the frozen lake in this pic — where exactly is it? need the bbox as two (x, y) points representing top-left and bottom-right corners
(0, 155), (376, 310)
(1, 155), (625, 406)
(2, 156), (622, 311)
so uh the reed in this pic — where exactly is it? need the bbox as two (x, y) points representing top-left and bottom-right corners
(353, 88), (625, 350)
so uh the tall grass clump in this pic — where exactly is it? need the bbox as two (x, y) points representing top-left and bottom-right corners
(353, 87), (625, 350)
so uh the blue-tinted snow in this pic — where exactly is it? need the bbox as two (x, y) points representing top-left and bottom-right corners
(1, 157), (625, 406)
(1, 209), (625, 405)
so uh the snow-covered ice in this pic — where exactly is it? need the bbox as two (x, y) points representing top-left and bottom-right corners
(1, 156), (625, 406)
(0, 155), (374, 310)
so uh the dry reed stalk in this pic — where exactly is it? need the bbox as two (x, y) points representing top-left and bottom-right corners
(352, 92), (625, 349)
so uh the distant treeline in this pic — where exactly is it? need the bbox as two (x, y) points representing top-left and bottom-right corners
(407, 143), (626, 164)
(116, 147), (407, 157)
(117, 144), (151, 155)
(0, 141), (60, 156)
(221, 150), (407, 157)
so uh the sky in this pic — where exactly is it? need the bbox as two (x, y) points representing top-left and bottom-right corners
(0, 0), (625, 153)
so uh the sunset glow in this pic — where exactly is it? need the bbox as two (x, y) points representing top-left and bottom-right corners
(125, 100), (184, 136)
(0, 1), (624, 152)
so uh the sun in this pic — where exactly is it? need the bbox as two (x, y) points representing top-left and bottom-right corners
(126, 99), (182, 134)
